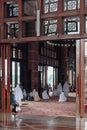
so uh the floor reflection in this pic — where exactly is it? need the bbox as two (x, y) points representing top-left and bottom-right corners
(0, 113), (87, 130)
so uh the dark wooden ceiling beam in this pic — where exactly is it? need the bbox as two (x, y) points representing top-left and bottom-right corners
(0, 34), (84, 43)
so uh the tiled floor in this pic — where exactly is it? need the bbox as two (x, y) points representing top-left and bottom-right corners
(0, 94), (78, 130)
(0, 113), (86, 130)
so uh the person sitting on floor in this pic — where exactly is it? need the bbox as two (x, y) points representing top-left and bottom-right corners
(57, 82), (62, 96)
(14, 83), (23, 111)
(34, 89), (41, 101)
(58, 80), (70, 102)
(42, 89), (49, 99)
(59, 91), (67, 102)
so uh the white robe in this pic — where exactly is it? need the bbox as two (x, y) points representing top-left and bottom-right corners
(58, 82), (70, 102)
(52, 89), (58, 96)
(63, 81), (70, 97)
(34, 91), (41, 101)
(59, 92), (67, 102)
(42, 90), (49, 99)
(57, 83), (62, 96)
(14, 85), (23, 106)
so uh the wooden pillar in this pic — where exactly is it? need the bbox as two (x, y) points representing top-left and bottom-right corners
(60, 45), (68, 80)
(58, 0), (63, 36)
(28, 42), (39, 90)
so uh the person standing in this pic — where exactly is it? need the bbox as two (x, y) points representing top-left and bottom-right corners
(10, 90), (18, 113)
(14, 83), (23, 111)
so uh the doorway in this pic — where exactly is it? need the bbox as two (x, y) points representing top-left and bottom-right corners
(12, 61), (20, 87)
(10, 43), (28, 90)
(0, 39), (82, 116)
(37, 41), (77, 116)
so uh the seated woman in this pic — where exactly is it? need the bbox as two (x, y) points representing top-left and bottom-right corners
(59, 91), (67, 102)
(34, 90), (41, 101)
(42, 89), (49, 99)
(58, 81), (70, 102)
(57, 82), (62, 96)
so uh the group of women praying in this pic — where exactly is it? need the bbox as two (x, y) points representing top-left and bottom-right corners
(10, 76), (70, 113)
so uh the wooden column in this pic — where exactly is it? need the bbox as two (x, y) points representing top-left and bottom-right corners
(18, 0), (22, 38)
(80, 40), (85, 117)
(60, 45), (68, 80)
(0, 1), (4, 39)
(58, 0), (63, 36)
(28, 42), (39, 90)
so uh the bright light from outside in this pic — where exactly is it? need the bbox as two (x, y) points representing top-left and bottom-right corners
(48, 66), (53, 86)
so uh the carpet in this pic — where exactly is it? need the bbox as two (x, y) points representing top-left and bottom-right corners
(20, 94), (76, 117)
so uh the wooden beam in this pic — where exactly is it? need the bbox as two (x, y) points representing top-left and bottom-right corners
(0, 34), (85, 43)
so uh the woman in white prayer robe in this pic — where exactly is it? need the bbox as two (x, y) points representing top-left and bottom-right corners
(29, 89), (41, 101)
(14, 84), (23, 107)
(42, 89), (49, 99)
(57, 83), (62, 96)
(34, 90), (41, 101)
(58, 81), (70, 102)
(63, 81), (70, 97)
(59, 91), (67, 102)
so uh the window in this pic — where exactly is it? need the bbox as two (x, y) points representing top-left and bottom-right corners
(85, 16), (87, 33)
(12, 47), (23, 59)
(11, 45), (26, 86)
(12, 61), (20, 86)
(63, 0), (80, 11)
(5, 1), (18, 18)
(63, 17), (80, 34)
(39, 42), (58, 67)
(43, 0), (58, 13)
(23, 0), (37, 16)
(44, 19), (58, 36)
(5, 22), (19, 38)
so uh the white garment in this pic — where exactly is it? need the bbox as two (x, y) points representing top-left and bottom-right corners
(59, 92), (67, 102)
(42, 90), (49, 99)
(63, 81), (70, 97)
(57, 83), (62, 96)
(34, 91), (40, 101)
(16, 106), (21, 111)
(52, 89), (58, 96)
(14, 85), (23, 106)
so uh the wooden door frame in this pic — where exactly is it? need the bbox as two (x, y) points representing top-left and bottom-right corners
(0, 44), (11, 113)
(76, 39), (85, 117)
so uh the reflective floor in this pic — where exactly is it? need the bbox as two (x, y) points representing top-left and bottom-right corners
(0, 113), (87, 130)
